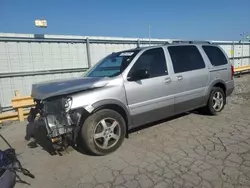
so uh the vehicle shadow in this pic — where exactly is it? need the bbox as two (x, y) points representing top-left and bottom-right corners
(191, 108), (212, 116)
(128, 108), (212, 134)
(25, 110), (207, 156)
(74, 112), (193, 156)
(128, 112), (191, 134)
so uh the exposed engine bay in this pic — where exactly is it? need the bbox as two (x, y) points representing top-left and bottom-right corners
(27, 98), (86, 153)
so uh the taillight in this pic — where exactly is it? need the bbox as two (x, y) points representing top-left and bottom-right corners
(231, 65), (234, 79)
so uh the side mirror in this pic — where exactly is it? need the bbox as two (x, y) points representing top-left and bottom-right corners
(128, 69), (149, 81)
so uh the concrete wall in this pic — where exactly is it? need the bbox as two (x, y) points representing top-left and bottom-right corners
(0, 33), (250, 109)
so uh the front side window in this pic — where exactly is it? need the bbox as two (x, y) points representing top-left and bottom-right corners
(128, 48), (168, 79)
(168, 45), (205, 73)
(85, 50), (139, 78)
(202, 46), (228, 66)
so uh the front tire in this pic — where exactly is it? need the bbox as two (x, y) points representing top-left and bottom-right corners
(81, 109), (126, 156)
(206, 87), (226, 115)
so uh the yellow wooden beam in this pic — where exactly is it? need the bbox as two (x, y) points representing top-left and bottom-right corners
(0, 111), (29, 124)
(11, 90), (34, 108)
(11, 98), (35, 108)
(0, 110), (29, 118)
(234, 65), (250, 72)
(0, 115), (29, 124)
(0, 111), (19, 119)
(10, 91), (34, 121)
(0, 90), (35, 123)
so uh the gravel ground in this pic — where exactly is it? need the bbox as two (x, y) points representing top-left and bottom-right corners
(1, 74), (250, 188)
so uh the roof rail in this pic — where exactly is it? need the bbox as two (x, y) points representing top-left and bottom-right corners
(169, 40), (212, 44)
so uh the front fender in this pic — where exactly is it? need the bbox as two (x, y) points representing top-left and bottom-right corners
(92, 99), (132, 126)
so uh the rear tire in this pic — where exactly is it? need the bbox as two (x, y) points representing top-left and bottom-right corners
(81, 109), (126, 156)
(205, 87), (226, 115)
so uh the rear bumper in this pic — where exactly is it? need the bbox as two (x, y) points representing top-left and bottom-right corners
(226, 80), (234, 96)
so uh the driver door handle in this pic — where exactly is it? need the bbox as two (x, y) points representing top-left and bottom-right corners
(177, 76), (183, 81)
(165, 78), (171, 83)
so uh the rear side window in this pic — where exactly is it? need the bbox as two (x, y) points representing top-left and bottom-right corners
(168, 45), (205, 73)
(202, 46), (228, 66)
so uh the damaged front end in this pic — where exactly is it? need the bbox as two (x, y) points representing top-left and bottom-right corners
(28, 97), (87, 152)
(27, 76), (110, 153)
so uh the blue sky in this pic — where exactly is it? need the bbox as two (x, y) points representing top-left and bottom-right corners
(0, 0), (249, 40)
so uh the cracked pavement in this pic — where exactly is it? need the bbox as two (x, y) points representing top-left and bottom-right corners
(1, 74), (250, 188)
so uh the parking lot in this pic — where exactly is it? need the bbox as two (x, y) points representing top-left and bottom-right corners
(1, 74), (250, 188)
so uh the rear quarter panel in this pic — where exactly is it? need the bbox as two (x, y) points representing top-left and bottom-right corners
(199, 44), (233, 96)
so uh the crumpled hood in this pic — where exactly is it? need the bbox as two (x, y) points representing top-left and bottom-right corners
(31, 76), (110, 100)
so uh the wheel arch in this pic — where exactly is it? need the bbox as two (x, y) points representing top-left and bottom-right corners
(205, 79), (227, 103)
(208, 80), (226, 94)
(213, 81), (226, 94)
(91, 99), (131, 138)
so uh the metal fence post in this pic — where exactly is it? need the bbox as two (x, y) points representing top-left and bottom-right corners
(137, 39), (140, 48)
(249, 42), (250, 66)
(232, 42), (235, 66)
(14, 91), (24, 121)
(86, 37), (92, 68)
(241, 43), (244, 67)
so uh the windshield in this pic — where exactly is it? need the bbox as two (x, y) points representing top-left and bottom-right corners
(85, 50), (139, 78)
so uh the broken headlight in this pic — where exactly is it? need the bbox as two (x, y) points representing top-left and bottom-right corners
(63, 97), (72, 112)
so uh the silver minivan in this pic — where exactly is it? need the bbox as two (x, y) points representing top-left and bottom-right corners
(28, 41), (234, 155)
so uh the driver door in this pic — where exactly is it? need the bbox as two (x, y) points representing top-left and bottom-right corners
(123, 47), (175, 128)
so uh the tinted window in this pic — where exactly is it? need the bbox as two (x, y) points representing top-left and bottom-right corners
(129, 48), (168, 79)
(168, 45), (205, 73)
(202, 46), (228, 66)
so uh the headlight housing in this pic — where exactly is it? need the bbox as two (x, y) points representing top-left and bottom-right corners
(63, 97), (72, 112)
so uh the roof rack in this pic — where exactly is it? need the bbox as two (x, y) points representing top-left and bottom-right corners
(168, 40), (212, 44)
